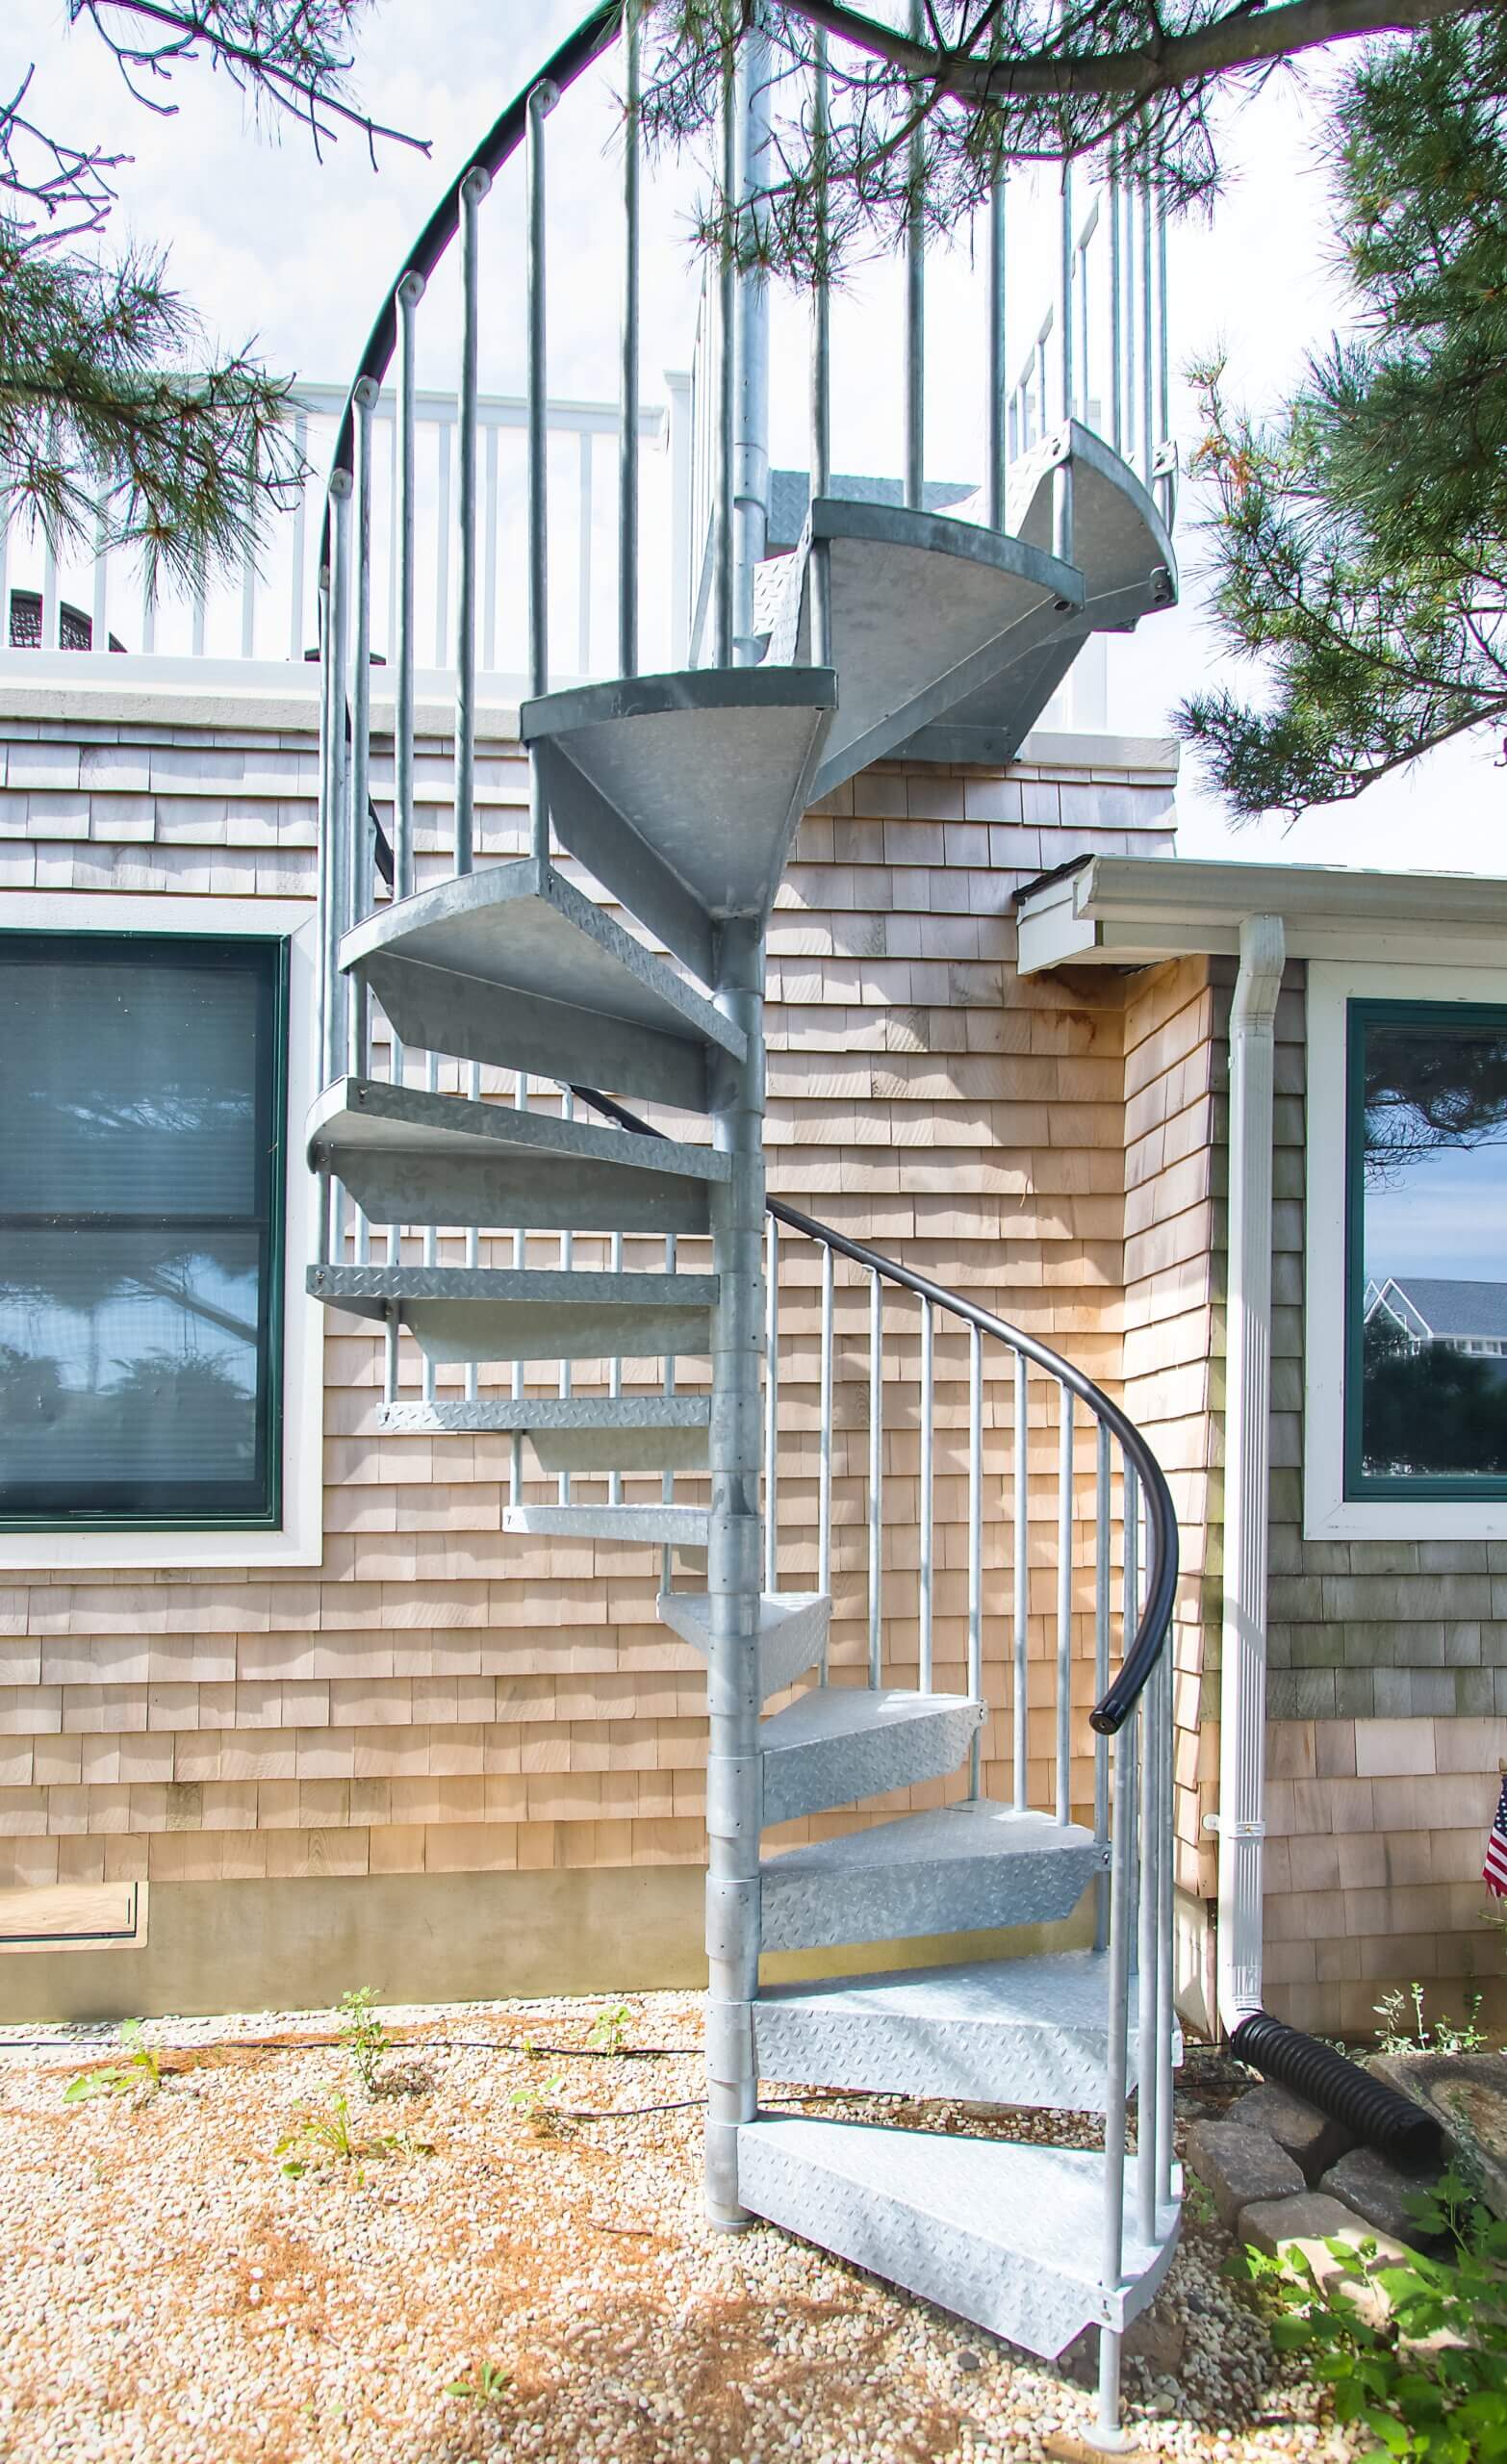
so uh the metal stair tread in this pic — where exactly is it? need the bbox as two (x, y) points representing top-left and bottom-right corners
(762, 1800), (1095, 1881)
(753, 1948), (1159, 2107)
(900, 423), (1176, 765)
(378, 1394), (708, 1433)
(337, 859), (742, 1110)
(759, 1685), (981, 1754)
(757, 1687), (984, 1826)
(657, 1589), (830, 1702)
(306, 1078), (726, 1234)
(520, 667), (837, 979)
(735, 2116), (1180, 2352)
(758, 1801), (1103, 1952)
(306, 1264), (714, 1364)
(760, 498), (1085, 799)
(504, 1502), (709, 1545)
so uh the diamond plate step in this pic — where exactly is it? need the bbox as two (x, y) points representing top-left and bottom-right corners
(900, 424), (1177, 766)
(736, 2117), (1181, 2357)
(521, 669), (837, 981)
(503, 1502), (709, 1550)
(377, 1392), (708, 1472)
(759, 500), (1083, 800)
(656, 1590), (830, 1703)
(306, 1265), (716, 1363)
(759, 1802), (1102, 1953)
(754, 1948), (1163, 2111)
(758, 1688), (983, 1827)
(306, 1078), (727, 1233)
(339, 858), (742, 1113)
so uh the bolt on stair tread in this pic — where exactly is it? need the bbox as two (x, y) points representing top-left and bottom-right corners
(735, 2115), (1180, 2353)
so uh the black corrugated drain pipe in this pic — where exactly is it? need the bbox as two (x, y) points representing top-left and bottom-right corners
(1229, 2010), (1443, 2169)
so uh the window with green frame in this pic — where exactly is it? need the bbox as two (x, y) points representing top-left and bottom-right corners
(0, 933), (287, 1528)
(1344, 997), (1507, 1500)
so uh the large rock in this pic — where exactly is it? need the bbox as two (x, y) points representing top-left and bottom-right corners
(1319, 2145), (1443, 2249)
(1186, 2119), (1304, 2231)
(1234, 2083), (1355, 2184)
(1238, 2192), (1414, 2328)
(1367, 2053), (1507, 2220)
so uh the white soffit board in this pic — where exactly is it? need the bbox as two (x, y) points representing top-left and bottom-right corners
(1015, 854), (1507, 974)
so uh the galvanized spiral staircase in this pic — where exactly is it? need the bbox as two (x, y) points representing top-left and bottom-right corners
(307, 3), (1182, 2441)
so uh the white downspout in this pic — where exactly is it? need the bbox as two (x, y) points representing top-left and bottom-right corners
(1215, 913), (1286, 2032)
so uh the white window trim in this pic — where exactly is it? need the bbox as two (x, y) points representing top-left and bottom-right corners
(1305, 956), (1507, 1540)
(0, 892), (322, 1569)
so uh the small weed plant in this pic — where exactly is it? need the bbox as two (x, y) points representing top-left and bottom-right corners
(276, 2090), (429, 2186)
(586, 2000), (633, 2056)
(445, 2360), (514, 2406)
(63, 2019), (163, 2108)
(508, 2074), (570, 2139)
(1250, 2170), (1507, 2464)
(337, 1985), (391, 2093)
(1374, 1983), (1488, 2058)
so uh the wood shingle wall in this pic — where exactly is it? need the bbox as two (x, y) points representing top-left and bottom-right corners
(0, 683), (1177, 2010)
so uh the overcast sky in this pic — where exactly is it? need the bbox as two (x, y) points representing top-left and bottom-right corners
(9, 0), (1504, 874)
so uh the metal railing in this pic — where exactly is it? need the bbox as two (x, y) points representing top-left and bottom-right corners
(566, 1076), (1181, 2344)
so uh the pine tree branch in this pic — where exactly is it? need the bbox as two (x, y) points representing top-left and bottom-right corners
(777, 0), (1490, 106)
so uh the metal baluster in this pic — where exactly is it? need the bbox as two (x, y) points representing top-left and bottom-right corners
(764, 1212), (779, 1593)
(559, 1088), (575, 1505)
(609, 1228), (625, 1508)
(1140, 166), (1155, 488)
(289, 413), (308, 658)
(1056, 1382), (1074, 1824)
(315, 560), (334, 1083)
(918, 1297), (934, 1693)
(1122, 179), (1137, 475)
(395, 272), (423, 903)
(967, 1322), (983, 1796)
(1137, 1686), (1159, 2246)
(904, 0), (924, 511)
(351, 380), (377, 1111)
(1156, 182), (1172, 521)
(620, 0), (641, 676)
(986, 174), (1008, 528)
(1157, 1643), (1176, 2211)
(191, 553), (207, 657)
(422, 1046), (439, 1408)
(140, 551), (155, 654)
(1094, 1421), (1111, 1949)
(868, 1267), (882, 1688)
(513, 1073), (528, 1406)
(818, 1239), (833, 1676)
(240, 539), (256, 659)
(808, 31), (832, 664)
(466, 1059), (481, 1401)
(42, 534), (60, 649)
(1098, 1708), (1137, 2445)
(1012, 1349), (1029, 1810)
(714, 40), (735, 667)
(1059, 166), (1074, 426)
(1108, 152), (1123, 455)
(661, 1227), (678, 1594)
(1124, 1459), (1140, 1668)
(456, 167), (489, 878)
(527, 81), (558, 859)
(385, 1303), (400, 1412)
(325, 472), (353, 1089)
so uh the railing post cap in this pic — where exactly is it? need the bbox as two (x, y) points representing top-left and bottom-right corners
(353, 376), (380, 410)
(329, 468), (354, 500)
(396, 269), (426, 307)
(529, 77), (561, 117)
(462, 164), (493, 203)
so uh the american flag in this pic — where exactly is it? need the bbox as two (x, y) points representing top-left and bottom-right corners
(1486, 1771), (1507, 1900)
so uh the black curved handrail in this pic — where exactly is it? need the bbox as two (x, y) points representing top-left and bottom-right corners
(320, 0), (622, 515)
(570, 1084), (1178, 1736)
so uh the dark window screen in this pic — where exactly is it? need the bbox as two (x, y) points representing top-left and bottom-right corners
(0, 936), (285, 1525)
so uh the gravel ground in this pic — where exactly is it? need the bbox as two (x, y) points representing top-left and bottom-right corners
(0, 1995), (1355, 2464)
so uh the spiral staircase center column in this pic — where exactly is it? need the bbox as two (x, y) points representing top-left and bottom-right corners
(703, 912), (768, 2228)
